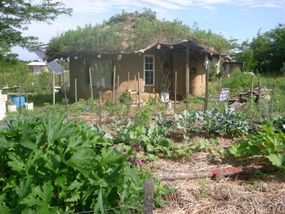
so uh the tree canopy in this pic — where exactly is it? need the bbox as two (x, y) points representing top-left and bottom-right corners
(0, 0), (72, 57)
(46, 10), (232, 60)
(236, 24), (285, 74)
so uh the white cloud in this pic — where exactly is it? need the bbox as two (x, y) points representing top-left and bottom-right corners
(59, 0), (285, 14)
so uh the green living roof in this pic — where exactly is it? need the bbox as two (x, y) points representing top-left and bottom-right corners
(46, 10), (228, 60)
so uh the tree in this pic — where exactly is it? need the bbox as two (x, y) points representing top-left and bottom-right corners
(0, 0), (72, 56)
(236, 24), (285, 74)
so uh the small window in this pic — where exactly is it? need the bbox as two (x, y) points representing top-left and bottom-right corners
(144, 55), (155, 86)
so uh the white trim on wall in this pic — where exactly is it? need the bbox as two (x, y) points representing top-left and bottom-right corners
(143, 55), (155, 86)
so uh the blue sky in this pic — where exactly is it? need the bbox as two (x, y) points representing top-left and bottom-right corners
(13, 0), (285, 61)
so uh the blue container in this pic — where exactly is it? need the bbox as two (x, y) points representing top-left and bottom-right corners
(11, 95), (25, 110)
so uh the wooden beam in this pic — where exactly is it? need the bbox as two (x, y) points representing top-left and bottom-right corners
(112, 65), (116, 104)
(185, 43), (190, 110)
(204, 54), (209, 111)
(52, 71), (55, 106)
(89, 67), (93, 99)
(174, 71), (177, 113)
(62, 69), (68, 110)
(75, 78), (78, 103)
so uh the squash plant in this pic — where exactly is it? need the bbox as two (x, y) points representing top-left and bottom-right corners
(230, 125), (285, 169)
(0, 112), (165, 213)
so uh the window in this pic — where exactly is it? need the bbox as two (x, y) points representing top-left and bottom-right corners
(144, 55), (155, 86)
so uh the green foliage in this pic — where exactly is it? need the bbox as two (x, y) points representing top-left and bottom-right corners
(0, 112), (166, 213)
(221, 69), (255, 93)
(0, 0), (71, 56)
(190, 25), (234, 55)
(47, 10), (231, 60)
(199, 107), (249, 137)
(114, 121), (173, 159)
(230, 125), (285, 169)
(236, 24), (285, 74)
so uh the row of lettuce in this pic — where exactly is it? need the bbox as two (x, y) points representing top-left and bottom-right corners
(0, 107), (284, 213)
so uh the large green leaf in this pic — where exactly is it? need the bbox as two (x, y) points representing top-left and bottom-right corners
(267, 154), (285, 169)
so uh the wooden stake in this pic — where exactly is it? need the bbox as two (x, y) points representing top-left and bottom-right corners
(112, 65), (116, 104)
(185, 44), (190, 110)
(269, 85), (276, 116)
(99, 91), (102, 127)
(127, 72), (130, 92)
(134, 75), (138, 105)
(138, 72), (141, 109)
(89, 67), (93, 99)
(250, 75), (254, 100)
(52, 71), (55, 106)
(75, 78), (78, 103)
(204, 55), (209, 112)
(117, 75), (120, 102)
(144, 179), (153, 214)
(174, 71), (177, 113)
(62, 67), (68, 110)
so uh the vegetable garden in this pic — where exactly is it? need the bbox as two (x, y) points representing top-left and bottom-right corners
(1, 87), (284, 213)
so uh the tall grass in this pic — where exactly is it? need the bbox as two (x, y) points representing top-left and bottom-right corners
(209, 69), (285, 114)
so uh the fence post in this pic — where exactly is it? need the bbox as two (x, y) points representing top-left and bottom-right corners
(99, 91), (102, 127)
(112, 65), (116, 104)
(269, 85), (276, 116)
(137, 72), (141, 110)
(144, 178), (153, 214)
(75, 78), (78, 103)
(174, 71), (177, 113)
(89, 67), (93, 99)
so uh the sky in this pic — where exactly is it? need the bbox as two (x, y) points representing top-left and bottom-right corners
(13, 0), (285, 61)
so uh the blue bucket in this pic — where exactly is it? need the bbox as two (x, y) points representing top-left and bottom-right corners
(11, 95), (25, 110)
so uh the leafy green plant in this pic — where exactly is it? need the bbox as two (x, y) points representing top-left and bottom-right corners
(229, 125), (285, 169)
(114, 121), (173, 159)
(199, 107), (249, 137)
(0, 112), (166, 213)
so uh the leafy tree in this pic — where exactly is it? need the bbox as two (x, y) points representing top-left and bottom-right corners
(0, 0), (72, 56)
(236, 24), (285, 74)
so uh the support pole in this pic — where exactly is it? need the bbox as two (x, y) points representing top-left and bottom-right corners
(62, 67), (68, 110)
(112, 65), (116, 104)
(117, 75), (120, 102)
(204, 54), (209, 112)
(269, 85), (276, 117)
(185, 44), (190, 110)
(99, 91), (102, 127)
(89, 67), (93, 99)
(144, 179), (154, 214)
(137, 72), (141, 110)
(174, 71), (177, 113)
(52, 71), (55, 106)
(75, 78), (78, 103)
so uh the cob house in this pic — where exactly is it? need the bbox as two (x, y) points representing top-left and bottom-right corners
(46, 10), (219, 102)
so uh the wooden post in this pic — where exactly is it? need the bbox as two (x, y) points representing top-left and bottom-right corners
(185, 44), (190, 110)
(112, 65), (116, 104)
(127, 72), (130, 93)
(204, 55), (209, 112)
(62, 68), (68, 110)
(75, 78), (78, 103)
(269, 85), (276, 116)
(99, 91), (102, 127)
(174, 71), (177, 113)
(117, 75), (120, 102)
(144, 179), (153, 214)
(137, 72), (141, 109)
(250, 75), (254, 100)
(89, 67), (93, 99)
(52, 71), (55, 106)
(258, 80), (261, 100)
